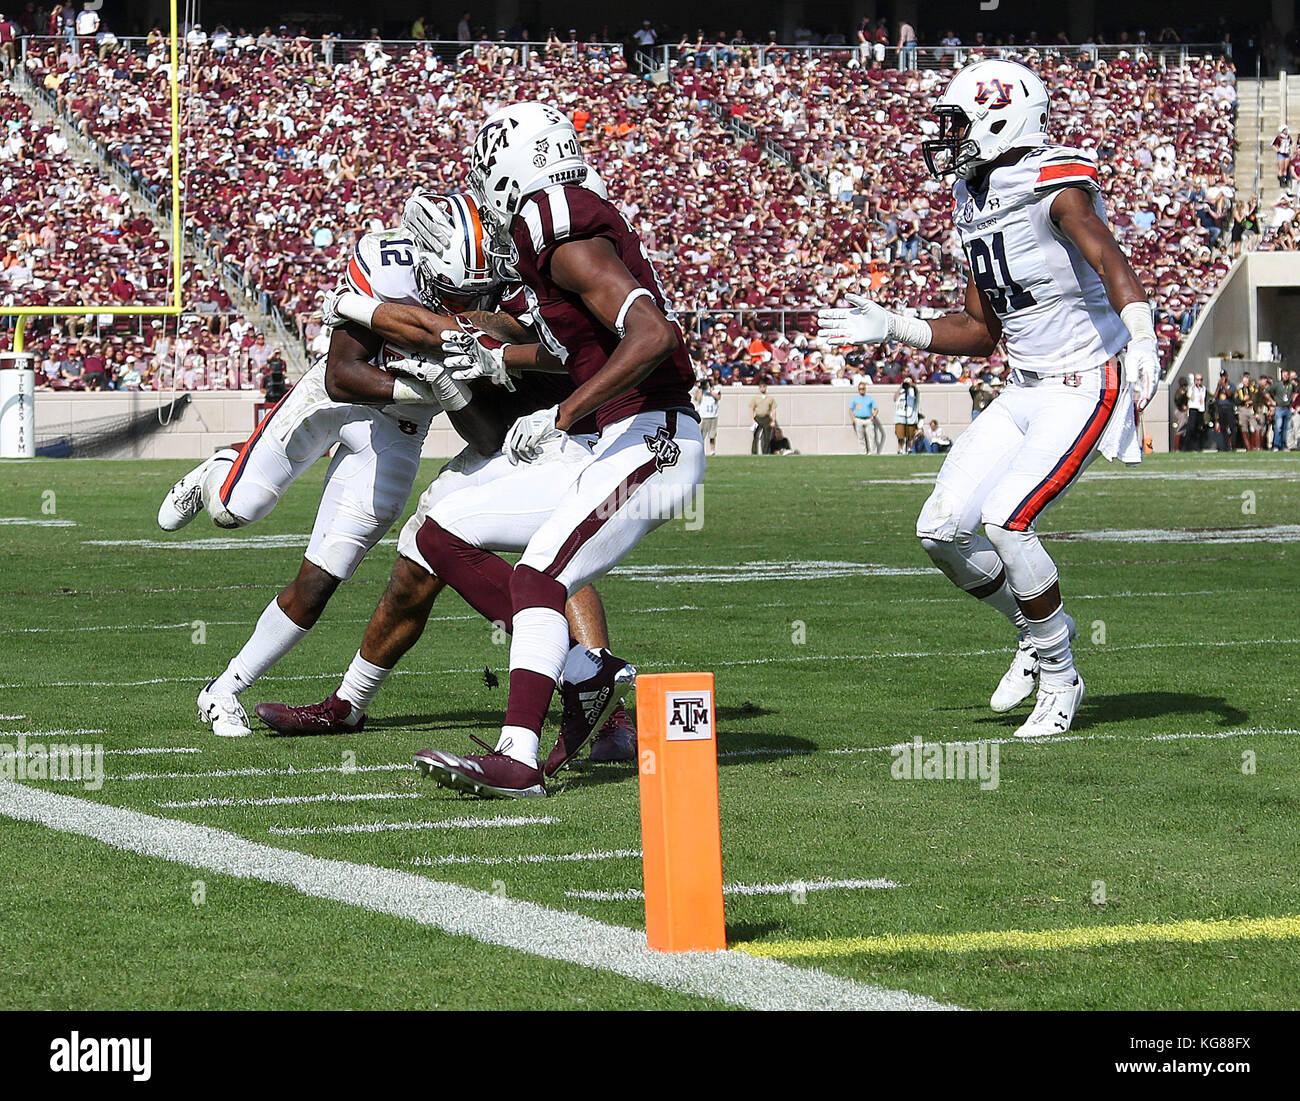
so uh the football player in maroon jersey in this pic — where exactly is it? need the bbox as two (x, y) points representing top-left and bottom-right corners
(408, 103), (707, 798)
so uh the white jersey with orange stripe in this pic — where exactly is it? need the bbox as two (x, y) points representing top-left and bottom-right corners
(951, 144), (1130, 376)
(341, 226), (442, 419)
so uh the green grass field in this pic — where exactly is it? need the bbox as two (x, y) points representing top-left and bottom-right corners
(1, 451), (1298, 1010)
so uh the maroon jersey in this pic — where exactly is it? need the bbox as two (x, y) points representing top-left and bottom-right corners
(494, 281), (595, 436)
(510, 184), (695, 431)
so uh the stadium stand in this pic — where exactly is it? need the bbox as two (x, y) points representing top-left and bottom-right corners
(6, 22), (1295, 391)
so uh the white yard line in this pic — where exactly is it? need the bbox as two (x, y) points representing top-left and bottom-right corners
(415, 848), (643, 867)
(0, 729), (106, 743)
(158, 791), (420, 809)
(1, 743), (197, 760)
(50, 761), (412, 783)
(7, 634), (1299, 692)
(568, 878), (901, 902)
(0, 715), (27, 721)
(267, 815), (559, 836)
(0, 781), (950, 1011)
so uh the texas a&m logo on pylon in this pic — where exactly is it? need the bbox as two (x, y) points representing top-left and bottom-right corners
(973, 79), (1014, 109)
(666, 689), (713, 741)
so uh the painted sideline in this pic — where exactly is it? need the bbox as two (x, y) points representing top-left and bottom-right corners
(0, 781), (953, 1012)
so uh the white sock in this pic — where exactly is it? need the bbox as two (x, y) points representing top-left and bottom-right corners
(560, 643), (602, 686)
(1024, 605), (1076, 688)
(496, 724), (540, 766)
(211, 598), (310, 697)
(508, 607), (570, 683)
(980, 581), (1030, 636)
(337, 650), (390, 721)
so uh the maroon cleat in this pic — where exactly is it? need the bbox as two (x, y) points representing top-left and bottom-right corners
(414, 737), (546, 799)
(544, 651), (636, 777)
(588, 703), (637, 763)
(255, 693), (365, 737)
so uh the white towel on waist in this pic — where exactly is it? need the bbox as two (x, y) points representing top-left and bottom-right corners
(1097, 359), (1142, 464)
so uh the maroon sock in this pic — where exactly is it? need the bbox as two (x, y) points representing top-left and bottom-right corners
(505, 669), (558, 732)
(415, 520), (514, 629)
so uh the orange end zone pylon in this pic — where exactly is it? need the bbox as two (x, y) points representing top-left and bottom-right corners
(636, 672), (725, 952)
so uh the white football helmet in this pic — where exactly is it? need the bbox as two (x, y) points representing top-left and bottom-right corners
(467, 102), (589, 232)
(411, 192), (499, 313)
(921, 59), (1050, 180)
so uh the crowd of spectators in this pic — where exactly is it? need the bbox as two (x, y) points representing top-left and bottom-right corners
(4, 15), (1299, 394)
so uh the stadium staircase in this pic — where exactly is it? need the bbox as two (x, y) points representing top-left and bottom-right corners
(10, 68), (311, 380)
(1235, 72), (1300, 207)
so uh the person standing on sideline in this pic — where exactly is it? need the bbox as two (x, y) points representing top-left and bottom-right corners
(849, 380), (881, 453)
(1187, 372), (1208, 451)
(893, 377), (920, 453)
(694, 375), (720, 455)
(1274, 368), (1295, 450)
(749, 379), (777, 454)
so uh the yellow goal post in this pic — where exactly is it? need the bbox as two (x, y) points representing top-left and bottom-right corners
(0, 0), (183, 356)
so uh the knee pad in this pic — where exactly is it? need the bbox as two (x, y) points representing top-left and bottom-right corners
(920, 533), (1002, 591)
(509, 564), (566, 614)
(984, 524), (1058, 600)
(915, 489), (959, 542)
(200, 456), (248, 529)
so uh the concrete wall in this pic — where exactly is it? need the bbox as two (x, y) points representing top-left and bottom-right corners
(33, 379), (1171, 460)
(1171, 252), (1300, 389)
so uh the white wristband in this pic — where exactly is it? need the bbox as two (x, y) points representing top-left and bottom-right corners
(888, 312), (933, 350)
(392, 377), (433, 404)
(428, 370), (471, 412)
(1120, 301), (1156, 345)
(337, 291), (379, 329)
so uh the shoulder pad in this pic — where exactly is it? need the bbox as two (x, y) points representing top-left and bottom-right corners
(515, 185), (618, 262)
(1026, 145), (1101, 195)
(345, 229), (421, 305)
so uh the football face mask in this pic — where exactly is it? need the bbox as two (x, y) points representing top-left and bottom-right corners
(921, 105), (980, 179)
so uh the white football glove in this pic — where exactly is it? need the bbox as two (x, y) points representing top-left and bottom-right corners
(816, 293), (892, 346)
(504, 404), (561, 465)
(386, 357), (471, 411)
(1125, 339), (1160, 413)
(320, 285), (345, 328)
(441, 322), (516, 392)
(1120, 302), (1160, 413)
(402, 188), (454, 254)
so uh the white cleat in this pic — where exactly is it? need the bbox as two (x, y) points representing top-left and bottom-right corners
(1014, 675), (1086, 739)
(990, 637), (1039, 712)
(157, 449), (236, 531)
(198, 680), (252, 738)
(989, 614), (1076, 712)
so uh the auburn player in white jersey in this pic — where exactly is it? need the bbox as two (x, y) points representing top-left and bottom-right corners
(819, 59), (1160, 739)
(155, 198), (488, 738)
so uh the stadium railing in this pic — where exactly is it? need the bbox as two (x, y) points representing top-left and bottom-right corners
(651, 41), (1233, 71)
(18, 34), (625, 66)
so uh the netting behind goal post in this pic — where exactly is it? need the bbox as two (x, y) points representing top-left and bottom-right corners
(0, 0), (184, 458)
